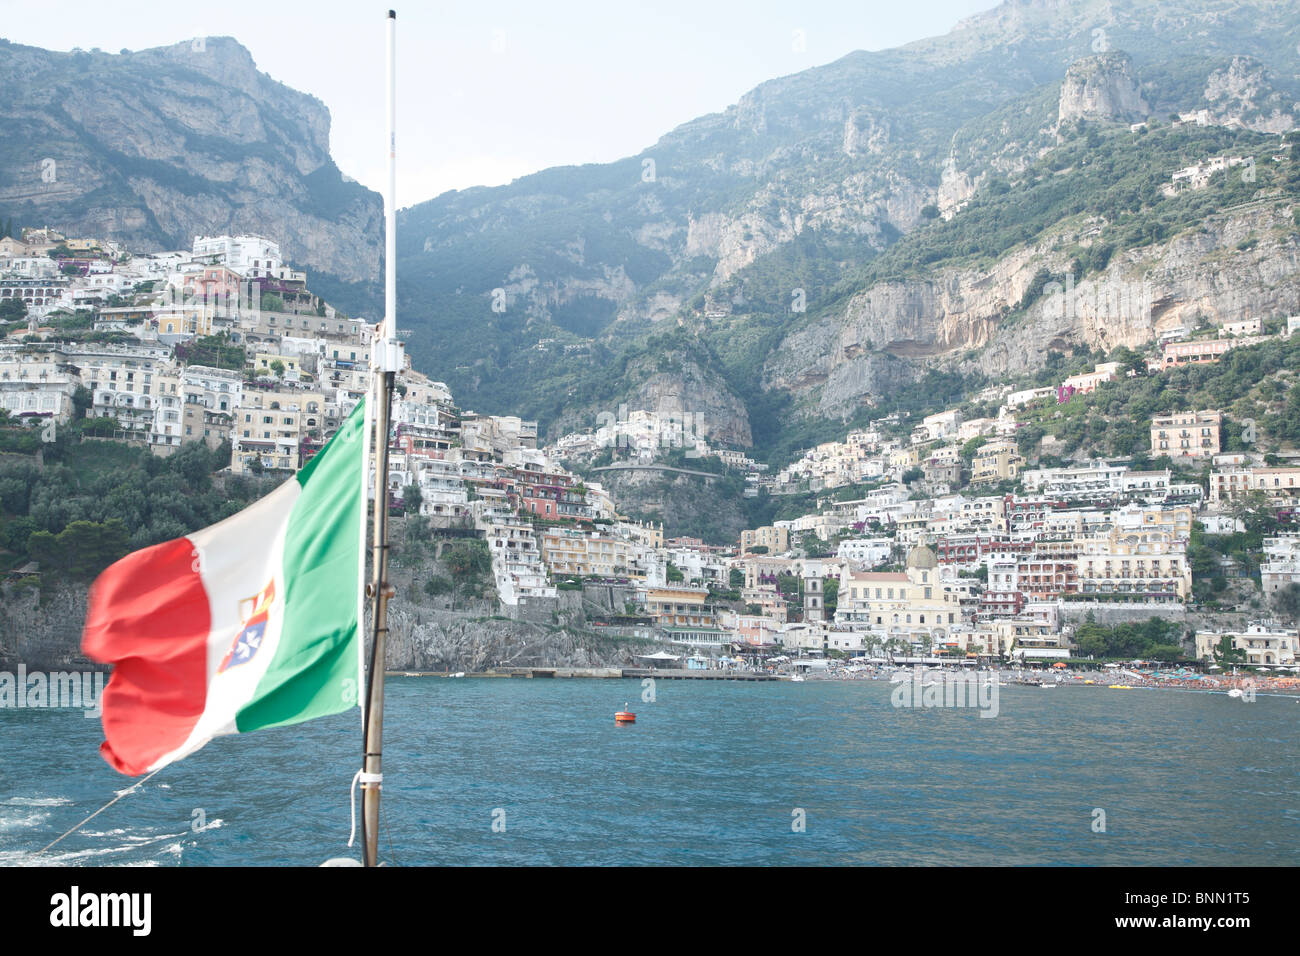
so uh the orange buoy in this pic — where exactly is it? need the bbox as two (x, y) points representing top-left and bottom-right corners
(615, 702), (636, 724)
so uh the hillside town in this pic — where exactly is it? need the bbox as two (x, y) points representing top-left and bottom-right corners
(2, 226), (1298, 673)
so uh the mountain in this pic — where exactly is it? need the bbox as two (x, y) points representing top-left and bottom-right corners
(0, 36), (382, 295)
(395, 0), (1300, 460)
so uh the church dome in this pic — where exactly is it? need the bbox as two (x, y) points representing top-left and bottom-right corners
(906, 542), (938, 570)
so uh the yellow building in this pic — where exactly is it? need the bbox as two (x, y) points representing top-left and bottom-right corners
(155, 307), (213, 336)
(644, 585), (722, 646)
(970, 437), (1025, 485)
(1150, 410), (1220, 459)
(1075, 528), (1192, 600)
(890, 445), (924, 469)
(740, 524), (789, 554)
(231, 388), (325, 473)
(835, 544), (961, 636)
(254, 351), (301, 379)
(540, 529), (637, 578)
(1194, 624), (1297, 666)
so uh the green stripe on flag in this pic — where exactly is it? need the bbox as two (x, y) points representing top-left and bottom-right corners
(235, 398), (366, 732)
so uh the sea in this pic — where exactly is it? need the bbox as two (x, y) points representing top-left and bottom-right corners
(2, 677), (1297, 866)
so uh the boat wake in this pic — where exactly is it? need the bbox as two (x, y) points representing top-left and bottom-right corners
(0, 824), (192, 867)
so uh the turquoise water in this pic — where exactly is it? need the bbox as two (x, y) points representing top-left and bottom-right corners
(2, 678), (1297, 865)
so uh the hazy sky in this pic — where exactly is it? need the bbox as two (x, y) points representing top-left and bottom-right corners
(1, 0), (999, 208)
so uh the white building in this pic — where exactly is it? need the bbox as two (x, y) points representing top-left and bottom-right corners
(192, 235), (282, 277)
(1195, 623), (1298, 666)
(838, 537), (894, 568)
(1261, 533), (1300, 594)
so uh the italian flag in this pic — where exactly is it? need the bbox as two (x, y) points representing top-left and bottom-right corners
(82, 400), (368, 776)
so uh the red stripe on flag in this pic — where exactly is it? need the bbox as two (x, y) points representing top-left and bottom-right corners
(82, 537), (212, 776)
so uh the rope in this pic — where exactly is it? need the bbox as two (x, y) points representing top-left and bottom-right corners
(32, 767), (164, 857)
(347, 769), (382, 848)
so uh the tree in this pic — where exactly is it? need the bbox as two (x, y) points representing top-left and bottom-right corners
(1231, 491), (1280, 537)
(666, 562), (685, 583)
(270, 359), (285, 379)
(959, 436), (988, 462)
(260, 293), (285, 313)
(424, 575), (453, 597)
(799, 531), (830, 557)
(1211, 635), (1247, 666)
(728, 568), (744, 589)
(443, 540), (491, 578)
(27, 519), (129, 579)
(0, 297), (27, 322)
(403, 483), (423, 514)
(70, 386), (92, 420)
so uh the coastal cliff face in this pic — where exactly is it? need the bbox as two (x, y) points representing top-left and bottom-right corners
(0, 584), (90, 670)
(391, 0), (1300, 451)
(0, 578), (660, 675)
(1058, 53), (1149, 125)
(383, 607), (662, 672)
(0, 37), (382, 285)
(1203, 56), (1300, 134)
(765, 203), (1300, 417)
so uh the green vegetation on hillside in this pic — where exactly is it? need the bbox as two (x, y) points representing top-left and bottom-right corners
(0, 439), (276, 580)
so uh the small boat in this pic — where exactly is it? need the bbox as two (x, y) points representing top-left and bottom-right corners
(790, 674), (805, 682)
(448, 671), (466, 678)
(615, 703), (636, 724)
(1227, 688), (1243, 699)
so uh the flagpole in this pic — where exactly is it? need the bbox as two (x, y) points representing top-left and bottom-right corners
(362, 7), (403, 868)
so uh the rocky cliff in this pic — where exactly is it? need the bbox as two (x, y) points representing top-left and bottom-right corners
(1058, 53), (1149, 125)
(0, 37), (382, 286)
(766, 200), (1300, 417)
(391, 0), (1300, 456)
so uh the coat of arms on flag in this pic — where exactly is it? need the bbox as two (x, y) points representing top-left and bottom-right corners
(219, 580), (276, 673)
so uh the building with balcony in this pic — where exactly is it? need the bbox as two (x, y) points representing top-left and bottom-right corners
(740, 524), (790, 555)
(1210, 465), (1300, 505)
(1194, 623), (1298, 666)
(231, 388), (325, 473)
(1151, 410), (1221, 459)
(1075, 528), (1191, 601)
(970, 438), (1025, 485)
